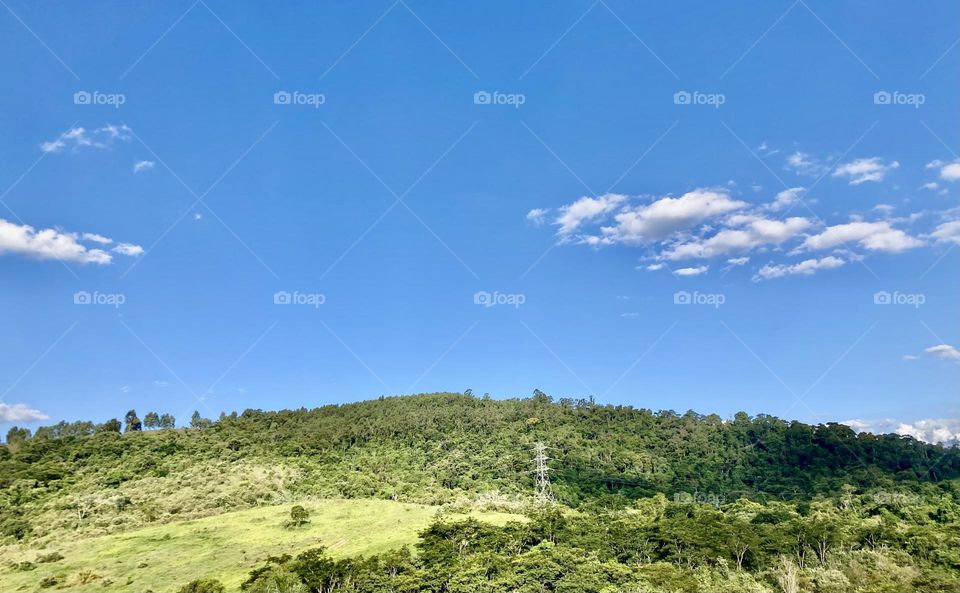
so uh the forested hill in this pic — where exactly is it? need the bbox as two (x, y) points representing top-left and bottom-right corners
(3, 392), (958, 530)
(3, 392), (959, 589)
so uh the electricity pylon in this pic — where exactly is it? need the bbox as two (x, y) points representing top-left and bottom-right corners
(532, 442), (555, 504)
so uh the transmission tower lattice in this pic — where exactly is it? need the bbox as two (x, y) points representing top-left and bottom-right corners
(532, 442), (555, 504)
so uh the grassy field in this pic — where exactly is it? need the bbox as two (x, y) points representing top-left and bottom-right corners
(0, 499), (522, 592)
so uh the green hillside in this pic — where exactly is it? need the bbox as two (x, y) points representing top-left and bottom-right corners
(2, 392), (959, 592)
(0, 499), (519, 592)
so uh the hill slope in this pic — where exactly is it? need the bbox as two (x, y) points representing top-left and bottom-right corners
(2, 392), (958, 543)
(0, 499), (520, 591)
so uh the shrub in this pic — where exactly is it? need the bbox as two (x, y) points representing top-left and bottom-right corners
(37, 551), (64, 563)
(178, 578), (226, 593)
(39, 576), (58, 588)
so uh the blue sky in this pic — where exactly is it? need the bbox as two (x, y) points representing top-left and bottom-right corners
(1, 1), (958, 443)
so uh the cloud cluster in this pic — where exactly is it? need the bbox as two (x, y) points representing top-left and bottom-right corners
(0, 403), (49, 422)
(842, 418), (960, 447)
(529, 182), (927, 280)
(0, 218), (143, 265)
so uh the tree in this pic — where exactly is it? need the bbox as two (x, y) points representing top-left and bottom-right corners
(287, 505), (310, 528)
(159, 414), (176, 429)
(124, 410), (142, 433)
(191, 411), (212, 429)
(143, 412), (160, 430)
(5, 426), (31, 453)
(97, 419), (121, 433)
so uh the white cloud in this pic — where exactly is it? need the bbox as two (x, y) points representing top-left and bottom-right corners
(842, 418), (960, 447)
(922, 182), (941, 191)
(133, 160), (155, 173)
(645, 263), (665, 271)
(727, 256), (750, 266)
(663, 216), (812, 260)
(799, 221), (922, 253)
(674, 265), (708, 276)
(925, 344), (960, 363)
(555, 194), (626, 236)
(526, 208), (549, 226)
(785, 151), (828, 176)
(112, 243), (144, 256)
(928, 158), (960, 182)
(41, 124), (132, 154)
(81, 232), (112, 244)
(753, 256), (845, 281)
(931, 220), (960, 245)
(0, 218), (140, 265)
(766, 187), (805, 211)
(599, 189), (746, 244)
(0, 403), (49, 422)
(832, 157), (899, 185)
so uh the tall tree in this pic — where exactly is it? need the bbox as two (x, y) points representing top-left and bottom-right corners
(143, 412), (160, 430)
(124, 410), (142, 433)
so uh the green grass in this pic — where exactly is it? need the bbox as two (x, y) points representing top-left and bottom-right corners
(0, 499), (522, 592)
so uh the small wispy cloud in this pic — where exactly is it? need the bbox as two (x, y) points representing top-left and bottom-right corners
(753, 256), (844, 281)
(133, 160), (155, 173)
(832, 157), (899, 185)
(674, 265), (708, 277)
(41, 124), (132, 154)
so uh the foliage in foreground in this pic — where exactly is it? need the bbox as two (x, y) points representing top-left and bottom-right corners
(235, 486), (960, 593)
